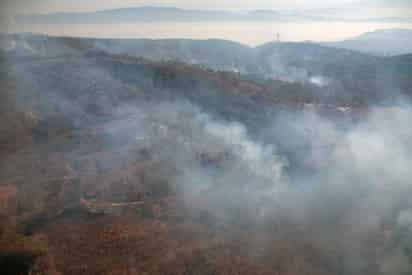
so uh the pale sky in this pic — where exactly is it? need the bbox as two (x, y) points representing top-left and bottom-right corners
(0, 0), (410, 15)
(0, 0), (411, 46)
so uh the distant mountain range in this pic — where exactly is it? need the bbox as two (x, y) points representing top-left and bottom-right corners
(21, 6), (407, 24)
(15, 7), (412, 24)
(2, 33), (411, 105)
(15, 7), (326, 24)
(324, 29), (412, 56)
(4, 28), (410, 59)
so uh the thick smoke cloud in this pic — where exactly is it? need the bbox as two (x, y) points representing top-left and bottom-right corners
(108, 99), (412, 274)
(1, 34), (412, 274)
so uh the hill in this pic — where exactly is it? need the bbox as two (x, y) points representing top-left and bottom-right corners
(1, 35), (412, 275)
(4, 33), (411, 102)
(324, 29), (412, 56)
(16, 7), (327, 24)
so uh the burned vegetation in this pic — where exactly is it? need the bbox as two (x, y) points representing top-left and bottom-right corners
(1, 35), (412, 274)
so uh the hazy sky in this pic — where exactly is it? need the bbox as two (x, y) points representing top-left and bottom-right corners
(1, 0), (410, 14)
(0, 0), (412, 45)
(0, 1), (411, 46)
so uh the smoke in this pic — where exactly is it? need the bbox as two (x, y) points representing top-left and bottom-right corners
(203, 120), (285, 182)
(105, 100), (288, 200)
(1, 34), (412, 274)
(267, 105), (412, 274)
(265, 56), (333, 87)
(309, 75), (332, 87)
(103, 99), (412, 275)
(127, 101), (412, 273)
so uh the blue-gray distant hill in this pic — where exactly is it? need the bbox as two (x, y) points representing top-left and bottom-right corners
(324, 29), (412, 56)
(16, 7), (327, 24)
(3, 33), (412, 104)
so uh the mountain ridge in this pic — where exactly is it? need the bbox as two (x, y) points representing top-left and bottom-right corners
(15, 6), (336, 24)
(323, 28), (412, 56)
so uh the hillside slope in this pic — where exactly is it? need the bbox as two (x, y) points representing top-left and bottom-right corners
(1, 36), (412, 275)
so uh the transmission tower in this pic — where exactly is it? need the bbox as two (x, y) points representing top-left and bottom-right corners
(276, 33), (281, 43)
